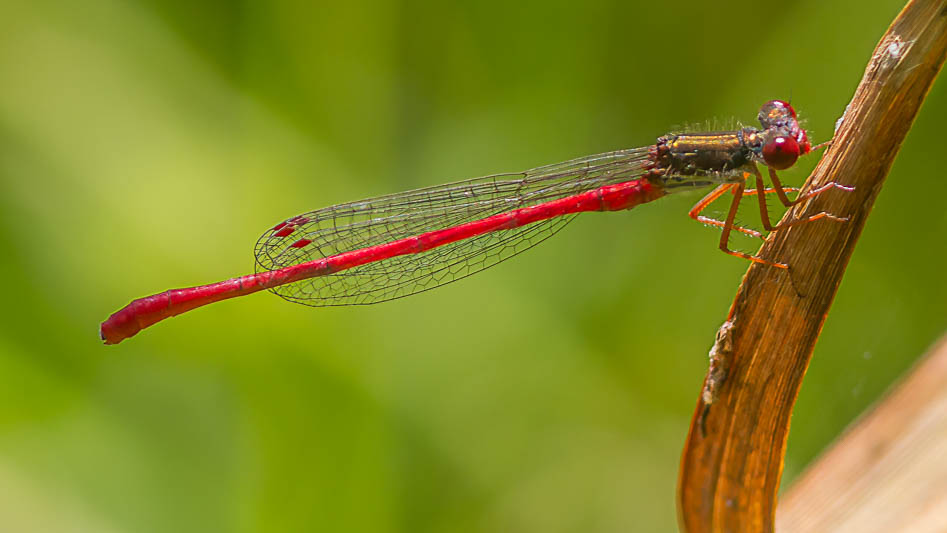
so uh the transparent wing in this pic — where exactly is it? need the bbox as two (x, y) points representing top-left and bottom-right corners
(254, 147), (651, 306)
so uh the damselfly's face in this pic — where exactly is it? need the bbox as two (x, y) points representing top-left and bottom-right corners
(756, 100), (812, 170)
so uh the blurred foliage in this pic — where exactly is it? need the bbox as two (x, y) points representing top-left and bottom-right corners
(0, 0), (943, 531)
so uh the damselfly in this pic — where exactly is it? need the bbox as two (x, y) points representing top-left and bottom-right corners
(100, 100), (850, 345)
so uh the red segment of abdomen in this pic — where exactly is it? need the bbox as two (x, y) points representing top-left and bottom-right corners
(100, 178), (664, 344)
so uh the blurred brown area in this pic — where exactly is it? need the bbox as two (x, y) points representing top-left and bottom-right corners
(778, 333), (947, 533)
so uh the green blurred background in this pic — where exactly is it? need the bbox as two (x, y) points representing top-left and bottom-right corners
(0, 0), (944, 531)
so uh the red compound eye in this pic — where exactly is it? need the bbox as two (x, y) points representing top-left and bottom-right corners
(771, 99), (796, 118)
(762, 135), (800, 170)
(758, 100), (797, 128)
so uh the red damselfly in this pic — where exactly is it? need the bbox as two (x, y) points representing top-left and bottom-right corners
(100, 100), (850, 345)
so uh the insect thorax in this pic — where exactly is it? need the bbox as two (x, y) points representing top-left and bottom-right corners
(645, 128), (761, 191)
